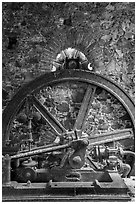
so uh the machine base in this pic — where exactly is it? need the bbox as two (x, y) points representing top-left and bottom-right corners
(2, 171), (131, 202)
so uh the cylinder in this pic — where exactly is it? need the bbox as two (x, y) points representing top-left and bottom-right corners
(2, 154), (11, 185)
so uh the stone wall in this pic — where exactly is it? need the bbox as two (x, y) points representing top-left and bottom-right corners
(2, 2), (135, 101)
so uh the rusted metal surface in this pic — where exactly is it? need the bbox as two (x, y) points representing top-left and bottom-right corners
(2, 67), (135, 201)
(2, 154), (11, 185)
(2, 193), (131, 202)
(2, 70), (135, 147)
(88, 128), (133, 147)
(11, 143), (69, 159)
(2, 171), (131, 201)
(73, 84), (96, 131)
(32, 95), (66, 135)
(11, 139), (88, 160)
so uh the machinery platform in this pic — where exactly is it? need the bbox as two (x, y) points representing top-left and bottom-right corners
(2, 171), (132, 202)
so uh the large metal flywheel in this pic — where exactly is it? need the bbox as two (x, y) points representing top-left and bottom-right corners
(3, 69), (134, 153)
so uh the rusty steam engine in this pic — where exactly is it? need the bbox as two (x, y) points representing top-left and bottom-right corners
(2, 48), (135, 201)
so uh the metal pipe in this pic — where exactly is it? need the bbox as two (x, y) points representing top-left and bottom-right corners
(122, 150), (135, 157)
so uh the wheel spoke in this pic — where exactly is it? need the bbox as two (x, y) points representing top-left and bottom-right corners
(73, 85), (96, 132)
(31, 95), (67, 135)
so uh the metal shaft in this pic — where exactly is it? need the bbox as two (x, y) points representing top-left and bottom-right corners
(11, 143), (70, 160)
(88, 128), (133, 147)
